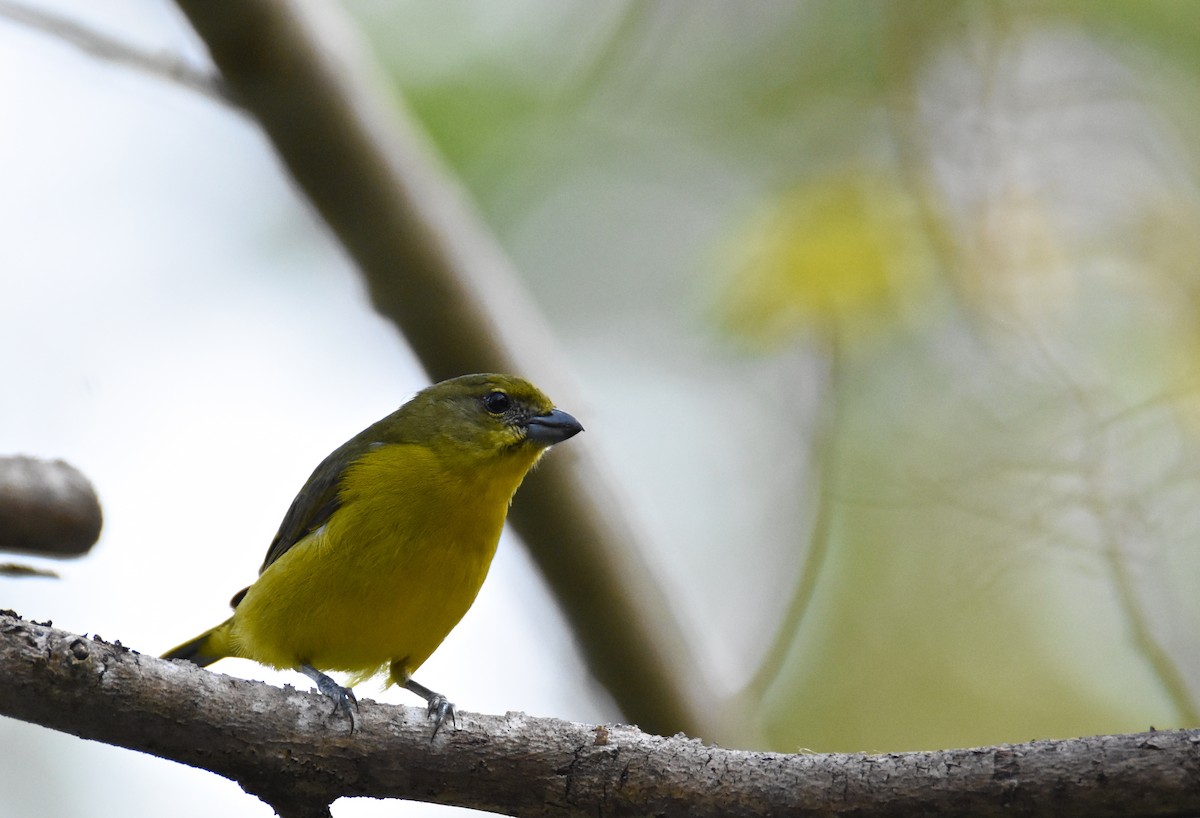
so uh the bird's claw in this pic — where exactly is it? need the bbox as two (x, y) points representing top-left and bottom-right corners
(323, 680), (358, 718)
(401, 677), (456, 739)
(427, 695), (456, 739)
(301, 664), (359, 730)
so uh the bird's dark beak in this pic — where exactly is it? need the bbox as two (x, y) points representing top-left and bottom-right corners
(524, 408), (584, 445)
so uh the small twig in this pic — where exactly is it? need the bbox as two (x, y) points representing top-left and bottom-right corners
(0, 563), (58, 578)
(0, 0), (231, 104)
(745, 329), (842, 706)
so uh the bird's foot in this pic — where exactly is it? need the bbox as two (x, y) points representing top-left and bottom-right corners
(404, 678), (456, 739)
(300, 664), (359, 730)
(425, 694), (457, 738)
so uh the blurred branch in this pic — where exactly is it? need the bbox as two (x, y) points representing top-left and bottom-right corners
(881, 2), (972, 311)
(0, 0), (228, 103)
(168, 0), (710, 739)
(0, 0), (705, 738)
(0, 563), (57, 578)
(745, 332), (842, 706)
(1095, 500), (1200, 724)
(1071, 389), (1200, 725)
(0, 455), (101, 559)
(4, 613), (1199, 818)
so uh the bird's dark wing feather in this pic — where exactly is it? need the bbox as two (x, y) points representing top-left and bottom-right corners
(229, 450), (347, 610)
(227, 411), (410, 610)
(258, 442), (361, 574)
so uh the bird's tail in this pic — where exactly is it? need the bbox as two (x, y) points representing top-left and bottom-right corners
(161, 617), (235, 667)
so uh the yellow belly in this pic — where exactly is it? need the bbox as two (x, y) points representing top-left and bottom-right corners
(227, 443), (534, 683)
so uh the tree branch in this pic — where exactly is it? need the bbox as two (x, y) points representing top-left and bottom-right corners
(5, 0), (710, 741)
(2, 612), (1198, 818)
(168, 0), (710, 739)
(0, 455), (101, 559)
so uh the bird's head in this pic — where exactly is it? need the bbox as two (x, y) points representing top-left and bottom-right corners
(395, 373), (583, 463)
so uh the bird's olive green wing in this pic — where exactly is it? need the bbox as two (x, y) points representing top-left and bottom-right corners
(258, 453), (347, 573)
(228, 431), (384, 609)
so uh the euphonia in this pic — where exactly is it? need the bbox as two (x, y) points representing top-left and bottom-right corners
(163, 373), (583, 733)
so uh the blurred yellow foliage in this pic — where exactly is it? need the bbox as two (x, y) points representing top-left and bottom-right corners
(719, 168), (931, 346)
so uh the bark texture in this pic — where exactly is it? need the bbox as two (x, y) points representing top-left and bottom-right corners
(1, 612), (1198, 818)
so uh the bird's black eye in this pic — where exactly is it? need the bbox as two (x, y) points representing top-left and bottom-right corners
(483, 391), (511, 414)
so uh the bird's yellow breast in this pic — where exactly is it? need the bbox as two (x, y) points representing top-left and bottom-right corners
(228, 442), (543, 682)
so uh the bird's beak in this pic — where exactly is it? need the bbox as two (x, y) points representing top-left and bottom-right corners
(524, 408), (584, 445)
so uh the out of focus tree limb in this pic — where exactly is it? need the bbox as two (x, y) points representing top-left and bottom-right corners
(3, 612), (1198, 818)
(169, 0), (710, 739)
(0, 0), (706, 740)
(0, 455), (101, 561)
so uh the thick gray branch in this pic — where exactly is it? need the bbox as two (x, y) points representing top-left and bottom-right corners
(1, 612), (1198, 818)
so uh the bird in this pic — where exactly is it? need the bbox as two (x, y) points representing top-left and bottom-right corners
(162, 373), (583, 734)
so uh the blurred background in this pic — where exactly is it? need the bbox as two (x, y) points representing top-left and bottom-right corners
(4, 0), (1200, 815)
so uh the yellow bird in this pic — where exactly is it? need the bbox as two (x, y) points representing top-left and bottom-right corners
(163, 373), (582, 733)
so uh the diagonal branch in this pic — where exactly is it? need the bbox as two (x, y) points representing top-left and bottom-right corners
(1, 0), (708, 740)
(163, 0), (710, 740)
(3, 612), (1198, 818)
